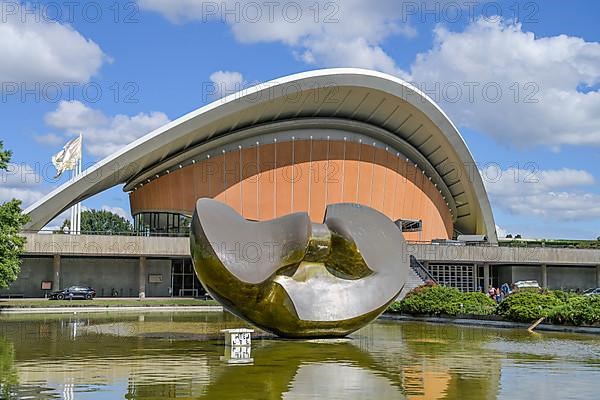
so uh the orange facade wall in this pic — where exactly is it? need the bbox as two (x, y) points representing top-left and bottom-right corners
(129, 140), (453, 241)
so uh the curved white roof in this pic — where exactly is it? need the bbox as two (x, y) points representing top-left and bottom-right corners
(24, 68), (497, 243)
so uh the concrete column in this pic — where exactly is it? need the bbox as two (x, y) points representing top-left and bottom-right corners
(541, 264), (548, 288)
(483, 263), (490, 292)
(52, 254), (61, 291)
(596, 265), (600, 288)
(139, 256), (147, 299)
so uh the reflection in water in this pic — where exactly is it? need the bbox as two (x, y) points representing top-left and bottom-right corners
(203, 340), (404, 399)
(0, 337), (19, 399)
(0, 312), (599, 399)
(284, 362), (402, 399)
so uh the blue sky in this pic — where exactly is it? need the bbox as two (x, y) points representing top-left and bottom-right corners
(1, 0), (600, 239)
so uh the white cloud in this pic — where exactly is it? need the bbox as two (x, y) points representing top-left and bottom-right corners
(0, 163), (47, 207)
(406, 18), (600, 148)
(483, 168), (600, 220)
(0, 4), (106, 84)
(139, 5), (600, 149)
(297, 36), (408, 77)
(44, 101), (170, 158)
(44, 100), (108, 130)
(33, 133), (67, 147)
(0, 187), (46, 207)
(484, 167), (596, 196)
(101, 205), (132, 221)
(209, 70), (245, 98)
(138, 5), (600, 149)
(1, 163), (43, 188)
(42, 210), (73, 232)
(139, 0), (416, 75)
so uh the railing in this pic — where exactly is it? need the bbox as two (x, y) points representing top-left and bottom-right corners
(405, 240), (491, 246)
(409, 255), (437, 284)
(499, 240), (600, 250)
(21, 230), (190, 238)
(406, 240), (600, 251)
(21, 231), (600, 251)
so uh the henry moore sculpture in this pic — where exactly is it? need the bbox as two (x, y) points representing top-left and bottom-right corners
(190, 198), (409, 338)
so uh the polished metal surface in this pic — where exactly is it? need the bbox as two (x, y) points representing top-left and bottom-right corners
(190, 198), (408, 338)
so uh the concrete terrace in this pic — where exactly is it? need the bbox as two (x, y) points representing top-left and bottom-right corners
(7, 233), (598, 298)
(23, 233), (600, 267)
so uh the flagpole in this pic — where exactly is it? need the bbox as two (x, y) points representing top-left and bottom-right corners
(77, 157), (82, 234)
(76, 133), (82, 235)
(70, 168), (75, 234)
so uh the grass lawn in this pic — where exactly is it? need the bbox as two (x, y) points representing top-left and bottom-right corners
(0, 298), (220, 309)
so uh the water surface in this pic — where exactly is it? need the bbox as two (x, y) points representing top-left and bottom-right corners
(1, 312), (599, 399)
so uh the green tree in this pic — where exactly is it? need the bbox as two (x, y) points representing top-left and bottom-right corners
(0, 141), (10, 170)
(0, 141), (30, 288)
(64, 209), (133, 234)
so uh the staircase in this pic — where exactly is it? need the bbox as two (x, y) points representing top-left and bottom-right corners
(397, 256), (437, 300)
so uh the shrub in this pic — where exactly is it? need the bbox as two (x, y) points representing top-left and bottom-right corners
(389, 288), (600, 326)
(495, 291), (563, 322)
(396, 285), (461, 315)
(391, 285), (495, 316)
(548, 295), (600, 326)
(549, 290), (569, 302)
(460, 292), (496, 315)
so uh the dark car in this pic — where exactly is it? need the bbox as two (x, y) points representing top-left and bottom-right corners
(49, 286), (96, 300)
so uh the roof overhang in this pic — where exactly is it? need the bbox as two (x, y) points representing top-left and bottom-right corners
(24, 68), (497, 243)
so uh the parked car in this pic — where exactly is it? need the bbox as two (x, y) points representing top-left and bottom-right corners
(49, 286), (96, 300)
(514, 280), (541, 290)
(584, 288), (600, 296)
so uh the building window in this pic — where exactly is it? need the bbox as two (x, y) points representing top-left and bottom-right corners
(134, 212), (191, 237)
(171, 258), (205, 297)
(426, 263), (476, 292)
(395, 219), (423, 232)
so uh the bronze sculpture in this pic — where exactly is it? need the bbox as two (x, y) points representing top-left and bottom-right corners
(190, 198), (408, 338)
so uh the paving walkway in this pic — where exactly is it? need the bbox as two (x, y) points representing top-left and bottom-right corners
(0, 305), (223, 314)
(0, 297), (222, 314)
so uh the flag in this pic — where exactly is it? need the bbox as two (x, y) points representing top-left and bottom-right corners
(52, 135), (82, 178)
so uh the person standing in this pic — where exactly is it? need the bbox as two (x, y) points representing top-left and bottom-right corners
(488, 286), (496, 299)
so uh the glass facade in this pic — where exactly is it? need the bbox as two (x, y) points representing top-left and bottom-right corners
(171, 258), (206, 297)
(427, 263), (476, 292)
(134, 212), (191, 237)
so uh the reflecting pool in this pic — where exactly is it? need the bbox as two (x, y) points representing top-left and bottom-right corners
(1, 312), (600, 399)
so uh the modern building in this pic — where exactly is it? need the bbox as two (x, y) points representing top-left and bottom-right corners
(24, 68), (497, 242)
(4, 69), (599, 298)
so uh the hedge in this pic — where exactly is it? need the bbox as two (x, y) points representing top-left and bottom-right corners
(390, 285), (496, 316)
(495, 291), (563, 322)
(548, 295), (600, 326)
(389, 285), (600, 326)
